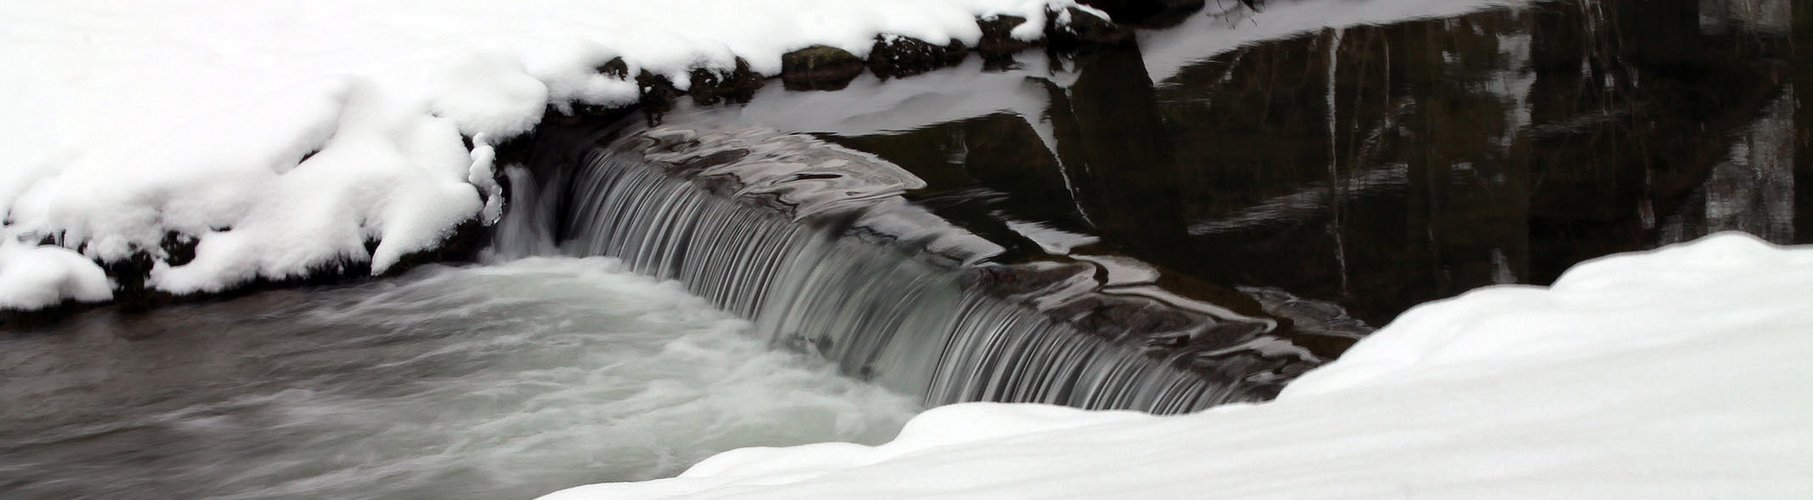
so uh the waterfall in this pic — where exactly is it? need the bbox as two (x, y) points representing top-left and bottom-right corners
(493, 122), (1323, 413)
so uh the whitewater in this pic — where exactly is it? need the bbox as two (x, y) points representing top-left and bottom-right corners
(547, 233), (1813, 499)
(0, 257), (916, 498)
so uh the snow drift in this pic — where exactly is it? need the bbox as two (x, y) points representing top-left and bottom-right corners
(0, 0), (1105, 310)
(543, 232), (1813, 499)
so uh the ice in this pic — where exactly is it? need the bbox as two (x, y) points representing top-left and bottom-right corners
(543, 232), (1813, 499)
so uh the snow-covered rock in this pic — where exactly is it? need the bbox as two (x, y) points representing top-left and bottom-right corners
(542, 232), (1813, 499)
(0, 239), (112, 311)
(0, 0), (1108, 311)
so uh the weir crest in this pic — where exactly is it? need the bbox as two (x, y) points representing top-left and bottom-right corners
(492, 120), (1368, 413)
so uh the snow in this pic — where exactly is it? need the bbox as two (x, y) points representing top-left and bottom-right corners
(670, 56), (1078, 138)
(0, 239), (112, 310)
(0, 0), (1102, 310)
(542, 232), (1813, 499)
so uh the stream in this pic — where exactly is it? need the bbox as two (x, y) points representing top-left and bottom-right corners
(1, 0), (1805, 498)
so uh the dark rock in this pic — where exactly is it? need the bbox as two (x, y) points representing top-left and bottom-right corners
(634, 69), (682, 115)
(976, 15), (1036, 57)
(1045, 6), (1134, 48)
(781, 45), (867, 91)
(633, 72), (677, 127)
(160, 231), (197, 267)
(596, 57), (629, 79)
(688, 57), (765, 106)
(384, 217), (490, 273)
(867, 36), (968, 79)
(101, 251), (156, 311)
(1077, 0), (1206, 25)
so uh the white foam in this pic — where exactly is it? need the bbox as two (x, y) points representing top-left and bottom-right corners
(0, 256), (920, 498)
(543, 233), (1813, 499)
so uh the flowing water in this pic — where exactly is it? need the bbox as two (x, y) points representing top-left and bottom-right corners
(0, 259), (915, 498)
(2, 0), (1808, 498)
(502, 125), (1283, 413)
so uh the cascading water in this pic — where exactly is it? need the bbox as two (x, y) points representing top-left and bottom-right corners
(495, 121), (1340, 413)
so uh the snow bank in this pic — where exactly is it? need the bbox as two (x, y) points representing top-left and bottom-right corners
(543, 232), (1813, 499)
(0, 0), (1102, 310)
(0, 239), (112, 310)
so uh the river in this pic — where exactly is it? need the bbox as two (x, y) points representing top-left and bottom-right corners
(1, 0), (1804, 498)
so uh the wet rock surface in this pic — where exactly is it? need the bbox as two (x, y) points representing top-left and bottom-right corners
(866, 36), (970, 79)
(1078, 0), (1207, 25)
(1046, 6), (1135, 47)
(975, 15), (1036, 56)
(686, 58), (766, 105)
(593, 124), (1364, 390)
(781, 46), (867, 90)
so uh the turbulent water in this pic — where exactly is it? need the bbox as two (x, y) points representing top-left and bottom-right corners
(506, 126), (1275, 413)
(0, 259), (916, 499)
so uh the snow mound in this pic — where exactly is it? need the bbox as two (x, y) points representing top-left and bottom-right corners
(0, 0), (1101, 310)
(543, 232), (1813, 499)
(0, 240), (113, 310)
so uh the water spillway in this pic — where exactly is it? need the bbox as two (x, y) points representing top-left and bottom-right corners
(497, 120), (1362, 413)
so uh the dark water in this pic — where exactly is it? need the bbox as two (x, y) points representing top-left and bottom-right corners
(670, 0), (1808, 325)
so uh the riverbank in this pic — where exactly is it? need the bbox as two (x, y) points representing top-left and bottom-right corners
(0, 0), (1125, 317)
